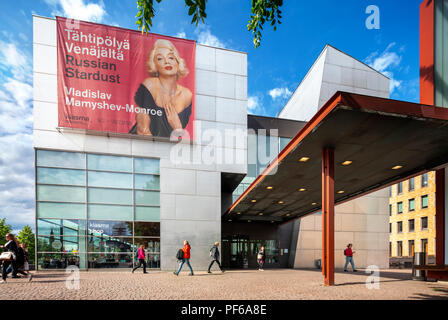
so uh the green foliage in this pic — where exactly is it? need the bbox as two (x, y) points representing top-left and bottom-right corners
(18, 225), (36, 264)
(136, 0), (283, 48)
(0, 218), (12, 246)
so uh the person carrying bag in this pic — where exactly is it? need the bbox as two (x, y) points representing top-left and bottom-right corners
(0, 233), (19, 283)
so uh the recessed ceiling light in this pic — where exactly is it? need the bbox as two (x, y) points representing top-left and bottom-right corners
(392, 165), (403, 170)
(251, 199), (257, 203)
(266, 186), (273, 190)
(285, 213), (291, 217)
(271, 221), (274, 223)
(278, 201), (284, 204)
(299, 157), (310, 162)
(248, 220), (252, 222)
(228, 219), (232, 222)
(236, 212), (241, 215)
(342, 161), (353, 166)
(337, 190), (345, 194)
(299, 188), (306, 192)
(312, 202), (317, 206)
(259, 212), (263, 216)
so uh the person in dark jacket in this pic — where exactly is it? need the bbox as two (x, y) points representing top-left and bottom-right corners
(173, 240), (194, 276)
(0, 233), (19, 283)
(207, 242), (225, 273)
(6, 241), (32, 281)
(257, 245), (266, 271)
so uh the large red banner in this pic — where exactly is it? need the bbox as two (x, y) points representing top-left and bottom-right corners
(57, 17), (196, 140)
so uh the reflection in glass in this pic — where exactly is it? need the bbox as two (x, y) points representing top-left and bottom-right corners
(134, 158), (160, 174)
(87, 220), (132, 237)
(88, 253), (132, 268)
(37, 150), (85, 169)
(134, 174), (160, 190)
(37, 202), (86, 219)
(87, 236), (133, 253)
(135, 190), (160, 206)
(38, 253), (81, 269)
(135, 207), (160, 222)
(88, 188), (132, 205)
(37, 167), (85, 186)
(87, 154), (132, 172)
(88, 204), (133, 220)
(37, 185), (86, 202)
(88, 171), (132, 189)
(37, 236), (85, 253)
(37, 219), (87, 237)
(134, 222), (160, 237)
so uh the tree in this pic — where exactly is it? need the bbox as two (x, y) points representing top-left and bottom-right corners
(18, 225), (35, 264)
(0, 218), (12, 246)
(136, 0), (283, 48)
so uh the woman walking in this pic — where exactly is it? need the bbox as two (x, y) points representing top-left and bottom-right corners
(344, 243), (357, 272)
(174, 240), (194, 276)
(132, 244), (148, 274)
(0, 233), (19, 283)
(257, 245), (266, 271)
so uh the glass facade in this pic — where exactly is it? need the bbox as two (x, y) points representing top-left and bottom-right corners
(36, 150), (160, 269)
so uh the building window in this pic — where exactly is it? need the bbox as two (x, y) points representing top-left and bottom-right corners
(421, 173), (428, 187)
(389, 204), (392, 216)
(421, 217), (428, 230)
(397, 202), (403, 214)
(397, 241), (403, 257)
(408, 219), (415, 232)
(389, 223), (392, 233)
(397, 182), (403, 194)
(389, 186), (392, 197)
(408, 240), (415, 257)
(421, 239), (428, 255)
(389, 242), (392, 257)
(408, 198), (415, 212)
(421, 195), (428, 209)
(36, 150), (161, 270)
(408, 177), (415, 191)
(397, 221), (403, 233)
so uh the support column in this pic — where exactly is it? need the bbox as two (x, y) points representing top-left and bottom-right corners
(322, 148), (335, 286)
(436, 169), (445, 266)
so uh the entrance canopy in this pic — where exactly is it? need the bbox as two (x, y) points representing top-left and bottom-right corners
(228, 92), (448, 223)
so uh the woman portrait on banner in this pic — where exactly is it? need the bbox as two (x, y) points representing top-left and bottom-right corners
(129, 39), (192, 138)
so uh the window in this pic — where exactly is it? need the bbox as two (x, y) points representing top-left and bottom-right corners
(389, 242), (392, 257)
(389, 223), (392, 233)
(389, 204), (392, 216)
(421, 217), (428, 230)
(397, 202), (403, 214)
(421, 173), (428, 187)
(397, 241), (403, 257)
(408, 219), (415, 232)
(389, 186), (392, 197)
(397, 182), (403, 194)
(408, 198), (415, 212)
(397, 221), (403, 233)
(408, 177), (415, 191)
(421, 195), (429, 209)
(408, 240), (415, 257)
(421, 239), (428, 255)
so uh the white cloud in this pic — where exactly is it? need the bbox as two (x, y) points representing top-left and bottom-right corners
(176, 31), (187, 39)
(365, 43), (402, 94)
(45, 0), (106, 23)
(268, 87), (292, 100)
(247, 96), (260, 113)
(194, 26), (225, 48)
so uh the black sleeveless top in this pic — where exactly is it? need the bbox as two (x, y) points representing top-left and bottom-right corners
(129, 84), (192, 137)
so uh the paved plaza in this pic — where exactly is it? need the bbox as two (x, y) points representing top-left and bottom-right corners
(0, 268), (447, 300)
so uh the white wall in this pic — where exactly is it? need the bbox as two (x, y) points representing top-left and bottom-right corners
(33, 16), (247, 270)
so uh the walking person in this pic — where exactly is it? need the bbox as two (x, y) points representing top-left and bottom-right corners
(132, 244), (148, 274)
(9, 241), (33, 281)
(19, 243), (32, 281)
(344, 243), (357, 272)
(0, 233), (19, 283)
(257, 245), (266, 271)
(207, 242), (225, 274)
(173, 240), (194, 276)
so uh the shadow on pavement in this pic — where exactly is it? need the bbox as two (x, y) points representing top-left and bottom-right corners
(410, 286), (448, 300)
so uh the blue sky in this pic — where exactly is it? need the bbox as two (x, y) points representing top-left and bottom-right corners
(0, 0), (423, 231)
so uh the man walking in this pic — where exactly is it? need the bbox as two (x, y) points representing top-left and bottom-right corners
(208, 242), (225, 273)
(344, 243), (357, 272)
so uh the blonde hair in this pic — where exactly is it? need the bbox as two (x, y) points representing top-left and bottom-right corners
(215, 242), (219, 246)
(146, 39), (189, 79)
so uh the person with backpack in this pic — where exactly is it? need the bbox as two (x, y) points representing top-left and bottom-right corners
(0, 233), (19, 283)
(173, 240), (194, 276)
(132, 244), (148, 274)
(344, 243), (357, 272)
(257, 245), (266, 271)
(207, 242), (225, 274)
(9, 240), (32, 281)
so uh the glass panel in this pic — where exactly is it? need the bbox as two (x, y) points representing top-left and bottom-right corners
(409, 199), (415, 211)
(134, 238), (160, 268)
(37, 202), (86, 219)
(135, 190), (160, 206)
(37, 236), (86, 253)
(397, 202), (403, 213)
(87, 236), (133, 253)
(87, 154), (132, 172)
(88, 171), (132, 189)
(37, 167), (85, 186)
(88, 188), (132, 205)
(37, 150), (85, 169)
(134, 222), (160, 237)
(135, 207), (160, 222)
(88, 253), (132, 268)
(87, 220), (133, 237)
(37, 219), (86, 237)
(88, 205), (133, 220)
(422, 196), (428, 208)
(38, 253), (81, 269)
(134, 158), (160, 174)
(37, 185), (85, 202)
(134, 174), (160, 190)
(279, 137), (291, 151)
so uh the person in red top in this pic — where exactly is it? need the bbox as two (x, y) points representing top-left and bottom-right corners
(174, 240), (194, 276)
(344, 243), (357, 272)
(132, 244), (148, 274)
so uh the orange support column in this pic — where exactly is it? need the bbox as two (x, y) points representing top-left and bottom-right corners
(322, 148), (335, 286)
(435, 169), (445, 266)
